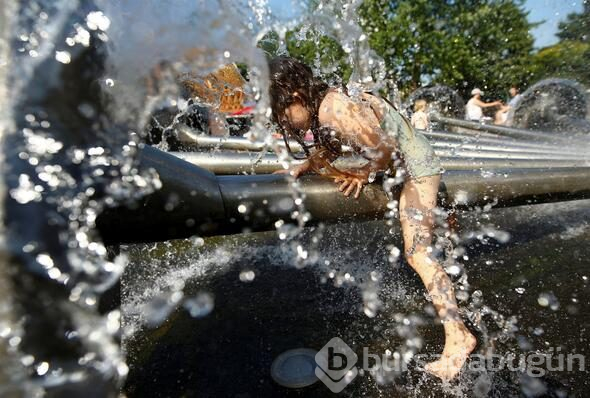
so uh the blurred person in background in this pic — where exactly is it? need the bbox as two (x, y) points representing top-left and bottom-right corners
(495, 85), (523, 125)
(411, 99), (430, 130)
(466, 88), (502, 122)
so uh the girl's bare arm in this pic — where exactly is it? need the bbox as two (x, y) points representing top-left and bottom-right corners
(318, 91), (396, 198)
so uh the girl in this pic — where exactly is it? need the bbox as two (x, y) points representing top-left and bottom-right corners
(411, 99), (430, 130)
(269, 57), (476, 381)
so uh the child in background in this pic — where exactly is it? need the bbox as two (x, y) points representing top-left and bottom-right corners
(411, 99), (429, 130)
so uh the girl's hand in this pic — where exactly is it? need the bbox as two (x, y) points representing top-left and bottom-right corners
(333, 171), (369, 199)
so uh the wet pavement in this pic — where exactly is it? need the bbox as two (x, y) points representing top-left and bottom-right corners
(122, 199), (590, 397)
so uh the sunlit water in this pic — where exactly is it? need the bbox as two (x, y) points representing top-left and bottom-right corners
(0, 0), (589, 397)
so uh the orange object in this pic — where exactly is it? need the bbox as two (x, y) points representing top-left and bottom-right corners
(180, 64), (246, 114)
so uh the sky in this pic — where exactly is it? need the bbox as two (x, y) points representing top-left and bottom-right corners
(525, 0), (584, 48)
(267, 0), (585, 49)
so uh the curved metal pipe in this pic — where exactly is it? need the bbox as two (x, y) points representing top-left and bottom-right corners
(220, 167), (590, 228)
(431, 114), (582, 142)
(171, 151), (590, 175)
(430, 141), (586, 157)
(434, 148), (587, 160)
(178, 128), (358, 153)
(97, 146), (226, 244)
(96, 147), (590, 244)
(178, 126), (586, 158)
(423, 130), (569, 151)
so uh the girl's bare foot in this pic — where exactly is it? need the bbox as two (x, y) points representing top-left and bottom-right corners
(425, 322), (477, 381)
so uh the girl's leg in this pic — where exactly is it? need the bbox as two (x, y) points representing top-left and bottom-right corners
(399, 175), (476, 380)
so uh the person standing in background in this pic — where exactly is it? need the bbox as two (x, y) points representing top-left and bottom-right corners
(411, 99), (430, 130)
(507, 86), (523, 108)
(495, 86), (524, 125)
(465, 88), (502, 122)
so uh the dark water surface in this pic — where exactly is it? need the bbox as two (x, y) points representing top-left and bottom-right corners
(122, 199), (590, 397)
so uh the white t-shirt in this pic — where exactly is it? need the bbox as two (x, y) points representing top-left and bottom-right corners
(411, 111), (429, 130)
(466, 98), (483, 121)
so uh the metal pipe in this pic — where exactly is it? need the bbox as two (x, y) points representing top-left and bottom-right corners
(430, 141), (586, 157)
(96, 147), (590, 244)
(171, 151), (590, 175)
(177, 133), (585, 158)
(431, 114), (581, 142)
(97, 146), (227, 244)
(427, 136), (586, 156)
(178, 130), (282, 152)
(220, 168), (590, 226)
(433, 148), (587, 160)
(177, 127), (359, 153)
(425, 130), (590, 156)
(423, 130), (564, 151)
(430, 122), (505, 139)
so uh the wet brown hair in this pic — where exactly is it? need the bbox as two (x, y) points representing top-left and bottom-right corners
(269, 57), (342, 158)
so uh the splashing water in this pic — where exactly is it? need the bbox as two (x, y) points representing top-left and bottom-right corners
(1, 0), (589, 397)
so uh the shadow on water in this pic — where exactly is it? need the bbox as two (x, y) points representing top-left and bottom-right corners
(122, 199), (590, 397)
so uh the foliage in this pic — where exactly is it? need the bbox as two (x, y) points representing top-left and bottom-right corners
(256, 0), (589, 99)
(531, 2), (590, 86)
(285, 28), (352, 85)
(358, 0), (536, 98)
(257, 27), (351, 85)
(557, 1), (590, 43)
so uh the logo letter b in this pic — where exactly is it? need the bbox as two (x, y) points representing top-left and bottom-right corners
(328, 347), (348, 371)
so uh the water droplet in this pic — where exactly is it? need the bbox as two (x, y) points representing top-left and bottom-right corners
(86, 11), (111, 31)
(446, 264), (462, 276)
(456, 290), (470, 301)
(239, 270), (256, 282)
(183, 293), (214, 318)
(454, 190), (469, 204)
(36, 253), (54, 269)
(143, 291), (183, 328)
(537, 293), (550, 307)
(55, 51), (71, 64)
(21, 355), (35, 366)
(37, 362), (49, 376)
(296, 245), (308, 260)
(388, 246), (401, 263)
(190, 236), (205, 247)
(276, 222), (297, 240)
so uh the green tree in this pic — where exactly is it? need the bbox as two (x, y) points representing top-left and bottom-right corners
(531, 2), (590, 86)
(530, 41), (590, 85)
(257, 28), (352, 85)
(557, 0), (589, 43)
(358, 0), (536, 98)
(285, 27), (352, 84)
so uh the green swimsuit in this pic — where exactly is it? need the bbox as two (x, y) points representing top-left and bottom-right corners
(378, 100), (442, 179)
